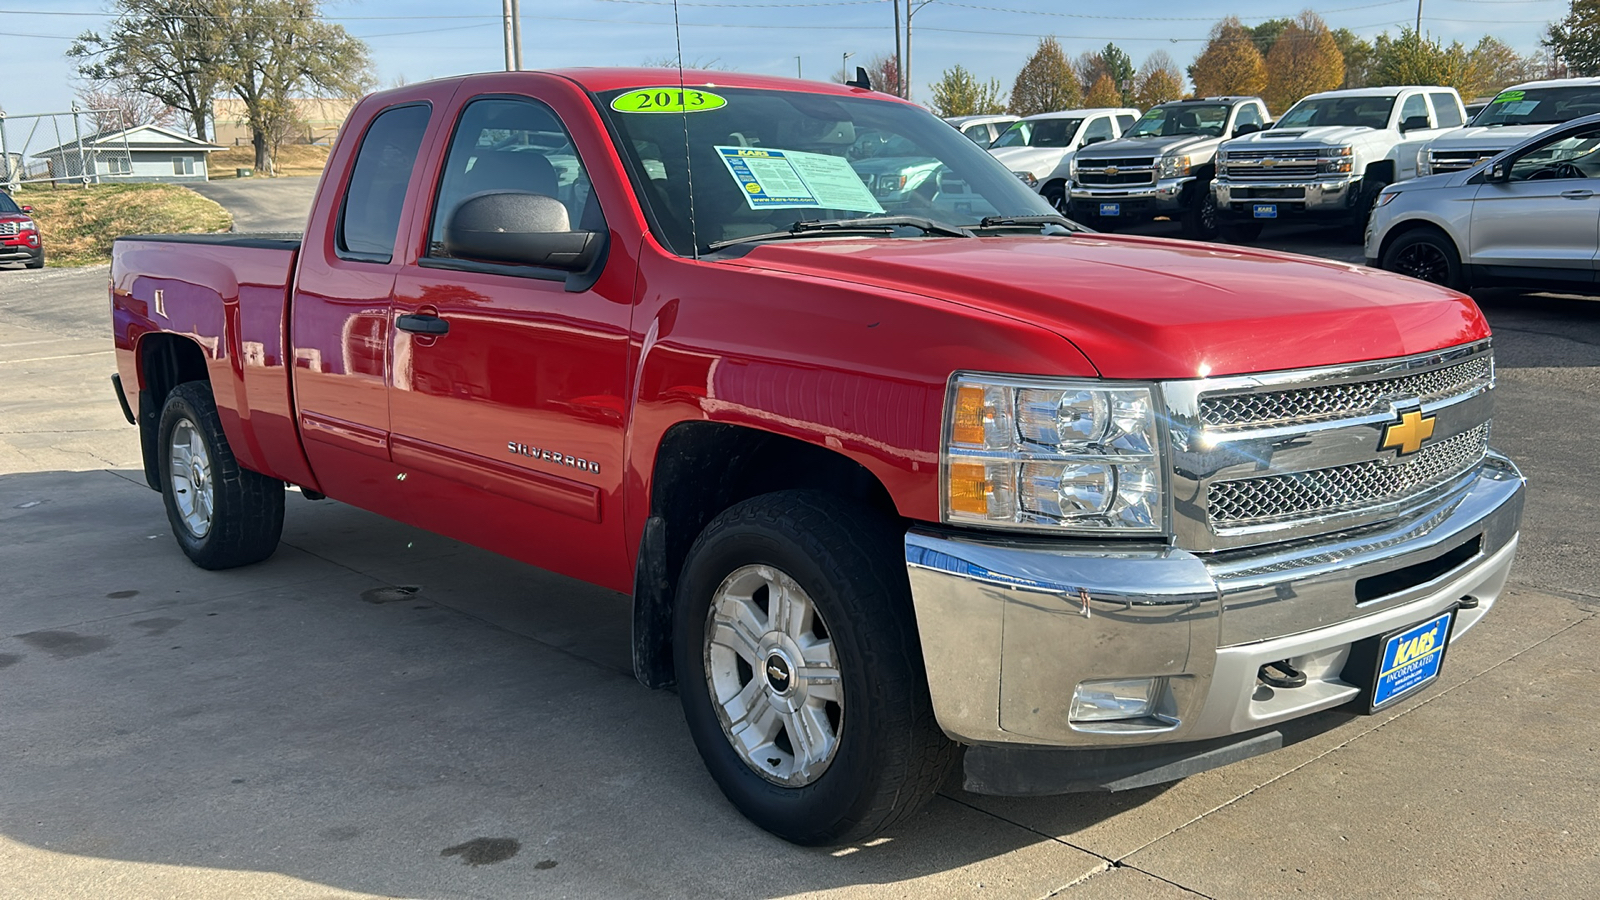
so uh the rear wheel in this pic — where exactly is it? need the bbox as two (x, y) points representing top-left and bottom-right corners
(158, 381), (284, 569)
(673, 491), (955, 845)
(1381, 227), (1465, 291)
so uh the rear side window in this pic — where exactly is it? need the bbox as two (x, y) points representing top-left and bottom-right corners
(1430, 92), (1464, 128)
(1116, 114), (1136, 133)
(337, 103), (431, 263)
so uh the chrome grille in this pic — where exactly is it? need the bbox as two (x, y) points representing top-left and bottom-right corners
(1208, 423), (1490, 528)
(1076, 157), (1156, 187)
(1200, 356), (1491, 429)
(1223, 163), (1319, 181)
(1226, 148), (1319, 161)
(0, 222), (16, 237)
(1429, 149), (1497, 173)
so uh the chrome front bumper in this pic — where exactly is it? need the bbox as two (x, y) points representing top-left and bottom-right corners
(1214, 176), (1359, 213)
(1069, 177), (1192, 212)
(904, 453), (1524, 749)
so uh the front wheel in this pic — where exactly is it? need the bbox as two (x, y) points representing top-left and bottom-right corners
(158, 381), (284, 569)
(1380, 227), (1465, 291)
(673, 491), (956, 845)
(24, 250), (43, 269)
(1180, 181), (1219, 241)
(1041, 181), (1069, 215)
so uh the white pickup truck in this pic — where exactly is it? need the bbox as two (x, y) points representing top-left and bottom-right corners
(1214, 85), (1466, 242)
(1420, 78), (1600, 177)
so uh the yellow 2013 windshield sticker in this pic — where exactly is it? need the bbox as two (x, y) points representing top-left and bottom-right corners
(610, 88), (727, 114)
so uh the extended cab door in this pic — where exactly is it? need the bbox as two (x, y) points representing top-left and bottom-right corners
(1467, 121), (1600, 283)
(290, 87), (449, 500)
(386, 79), (637, 587)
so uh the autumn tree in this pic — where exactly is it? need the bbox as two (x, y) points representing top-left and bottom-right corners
(1264, 11), (1345, 113)
(75, 81), (181, 133)
(930, 64), (1006, 117)
(1332, 28), (1375, 88)
(1010, 36), (1081, 116)
(1467, 36), (1536, 97)
(1249, 18), (1295, 57)
(1084, 73), (1121, 108)
(1189, 18), (1268, 98)
(1133, 51), (1185, 108)
(69, 0), (228, 141)
(865, 52), (902, 96)
(1074, 44), (1134, 106)
(217, 0), (372, 174)
(1371, 28), (1472, 94)
(1544, 0), (1600, 76)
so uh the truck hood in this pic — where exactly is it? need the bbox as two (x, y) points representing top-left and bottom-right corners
(1227, 125), (1378, 148)
(1427, 123), (1559, 150)
(987, 146), (1069, 179)
(1077, 133), (1218, 160)
(719, 235), (1488, 380)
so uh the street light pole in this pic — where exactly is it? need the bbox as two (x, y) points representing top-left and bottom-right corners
(502, 0), (514, 71)
(842, 51), (854, 84)
(511, 0), (523, 70)
(893, 0), (902, 97)
(795, 56), (802, 78)
(905, 0), (934, 103)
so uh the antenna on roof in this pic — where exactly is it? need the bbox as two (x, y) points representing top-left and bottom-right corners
(671, 0), (699, 259)
(846, 66), (872, 91)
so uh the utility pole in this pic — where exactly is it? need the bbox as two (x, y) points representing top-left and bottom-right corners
(893, 0), (903, 97)
(905, 0), (934, 103)
(511, 0), (523, 69)
(795, 56), (802, 78)
(841, 51), (854, 84)
(1415, 0), (1422, 33)
(502, 0), (514, 71)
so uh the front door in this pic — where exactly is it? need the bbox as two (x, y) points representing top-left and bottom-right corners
(387, 86), (636, 588)
(1468, 122), (1600, 282)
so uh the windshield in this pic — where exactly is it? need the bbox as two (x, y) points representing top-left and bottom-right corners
(991, 118), (1083, 148)
(598, 86), (1056, 256)
(1128, 105), (1230, 138)
(1471, 86), (1600, 127)
(1276, 96), (1395, 129)
(0, 194), (19, 214)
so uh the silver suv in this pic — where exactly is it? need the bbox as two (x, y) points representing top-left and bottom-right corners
(1068, 96), (1270, 240)
(1367, 114), (1600, 292)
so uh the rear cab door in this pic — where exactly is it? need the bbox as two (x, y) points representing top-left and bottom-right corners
(385, 73), (642, 589)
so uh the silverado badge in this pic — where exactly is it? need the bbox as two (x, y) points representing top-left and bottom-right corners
(1380, 410), (1437, 455)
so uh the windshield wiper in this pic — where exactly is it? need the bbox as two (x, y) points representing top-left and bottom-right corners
(970, 214), (1084, 234)
(707, 215), (973, 251)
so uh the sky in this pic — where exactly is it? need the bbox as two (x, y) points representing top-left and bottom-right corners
(2, 0), (1573, 124)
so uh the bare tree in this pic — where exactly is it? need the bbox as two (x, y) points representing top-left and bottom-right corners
(70, 0), (227, 142)
(75, 81), (181, 134)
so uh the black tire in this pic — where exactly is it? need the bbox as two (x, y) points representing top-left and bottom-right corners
(1221, 220), (1263, 243)
(1349, 177), (1389, 244)
(1040, 181), (1069, 215)
(24, 250), (43, 269)
(1180, 180), (1219, 241)
(157, 381), (284, 569)
(673, 490), (956, 845)
(1380, 226), (1466, 292)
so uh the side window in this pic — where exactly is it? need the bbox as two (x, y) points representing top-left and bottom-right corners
(1508, 125), (1600, 181)
(1116, 114), (1136, 133)
(960, 123), (989, 144)
(337, 104), (431, 263)
(428, 96), (600, 260)
(1398, 93), (1431, 128)
(172, 155), (194, 176)
(1082, 116), (1115, 145)
(1430, 92), (1464, 128)
(1235, 104), (1265, 130)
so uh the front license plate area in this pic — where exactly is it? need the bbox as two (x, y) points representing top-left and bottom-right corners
(1252, 203), (1278, 219)
(1099, 202), (1121, 217)
(1351, 610), (1456, 713)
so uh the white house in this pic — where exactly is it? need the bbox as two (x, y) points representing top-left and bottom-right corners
(32, 124), (224, 184)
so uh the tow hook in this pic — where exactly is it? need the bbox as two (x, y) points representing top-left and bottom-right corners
(1258, 659), (1307, 689)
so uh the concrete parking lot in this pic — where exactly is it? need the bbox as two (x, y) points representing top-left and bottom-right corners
(2, 220), (1598, 897)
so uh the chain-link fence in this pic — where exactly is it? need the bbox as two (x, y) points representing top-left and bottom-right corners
(0, 107), (135, 189)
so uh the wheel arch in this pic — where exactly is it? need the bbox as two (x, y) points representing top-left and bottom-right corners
(1377, 217), (1462, 269)
(631, 420), (899, 689)
(134, 333), (211, 491)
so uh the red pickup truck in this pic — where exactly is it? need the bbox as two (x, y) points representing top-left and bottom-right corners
(109, 69), (1525, 845)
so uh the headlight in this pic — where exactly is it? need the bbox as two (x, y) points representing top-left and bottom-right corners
(1318, 145), (1354, 175)
(1012, 170), (1038, 188)
(1215, 149), (1230, 163)
(943, 374), (1166, 533)
(1376, 190), (1399, 207)
(1157, 154), (1192, 178)
(19, 219), (36, 231)
(1417, 150), (1432, 177)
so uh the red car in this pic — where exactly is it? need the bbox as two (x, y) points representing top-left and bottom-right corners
(0, 191), (42, 268)
(109, 69), (1524, 844)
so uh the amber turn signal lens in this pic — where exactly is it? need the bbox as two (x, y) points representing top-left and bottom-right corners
(951, 385), (989, 446)
(947, 460), (990, 515)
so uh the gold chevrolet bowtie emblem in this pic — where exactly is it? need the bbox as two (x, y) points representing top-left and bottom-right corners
(1105, 166), (1119, 176)
(1380, 410), (1437, 455)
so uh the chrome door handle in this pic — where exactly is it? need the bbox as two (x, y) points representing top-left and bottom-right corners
(1560, 189), (1595, 199)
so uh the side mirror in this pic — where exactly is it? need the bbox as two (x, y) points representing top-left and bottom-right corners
(443, 192), (602, 272)
(20, 205), (32, 213)
(1083, 134), (1108, 146)
(1232, 123), (1262, 138)
(1400, 115), (1431, 133)
(1487, 159), (1512, 183)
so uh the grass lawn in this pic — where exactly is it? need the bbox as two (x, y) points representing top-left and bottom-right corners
(15, 183), (232, 267)
(211, 144), (332, 178)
